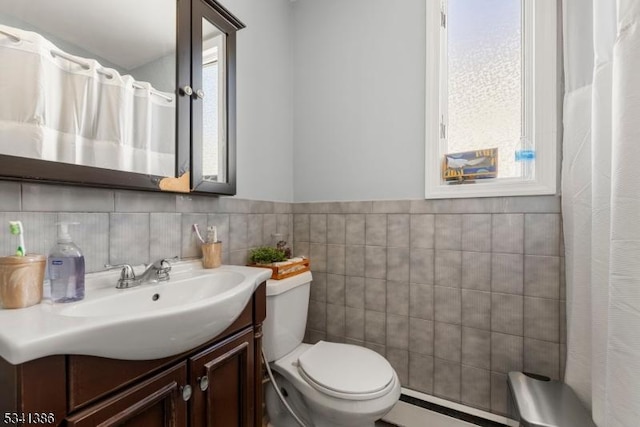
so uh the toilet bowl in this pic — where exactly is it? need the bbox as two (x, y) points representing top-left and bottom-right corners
(265, 342), (401, 427)
(262, 272), (401, 426)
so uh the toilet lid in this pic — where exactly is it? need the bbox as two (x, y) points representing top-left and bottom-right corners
(297, 341), (395, 399)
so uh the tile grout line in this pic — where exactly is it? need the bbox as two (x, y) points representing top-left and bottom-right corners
(431, 214), (436, 396)
(457, 214), (463, 403)
(406, 214), (412, 389)
(489, 213), (495, 412)
(18, 182), (23, 212)
(521, 215), (526, 377)
(381, 214), (388, 358)
(147, 211), (152, 265)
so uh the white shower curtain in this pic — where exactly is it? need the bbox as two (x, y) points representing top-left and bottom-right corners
(0, 24), (175, 176)
(563, 0), (640, 426)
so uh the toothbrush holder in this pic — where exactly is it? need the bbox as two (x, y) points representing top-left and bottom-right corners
(201, 242), (222, 269)
(0, 254), (46, 309)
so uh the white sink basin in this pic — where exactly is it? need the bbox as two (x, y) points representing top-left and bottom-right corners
(0, 263), (272, 364)
(60, 271), (245, 318)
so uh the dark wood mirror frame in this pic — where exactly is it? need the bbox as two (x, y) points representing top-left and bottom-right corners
(0, 0), (244, 196)
(190, 0), (243, 195)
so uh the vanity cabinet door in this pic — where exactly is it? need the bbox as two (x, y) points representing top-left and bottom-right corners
(66, 362), (188, 427)
(190, 328), (255, 427)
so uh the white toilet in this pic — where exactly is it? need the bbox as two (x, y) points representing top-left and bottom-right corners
(263, 271), (401, 427)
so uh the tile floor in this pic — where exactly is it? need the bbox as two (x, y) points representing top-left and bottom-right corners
(378, 412), (477, 427)
(381, 401), (483, 427)
(266, 411), (474, 427)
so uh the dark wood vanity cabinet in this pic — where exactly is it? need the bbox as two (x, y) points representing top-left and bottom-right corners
(66, 362), (189, 427)
(0, 283), (266, 427)
(190, 328), (255, 427)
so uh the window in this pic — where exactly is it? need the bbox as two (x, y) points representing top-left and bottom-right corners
(425, 0), (558, 199)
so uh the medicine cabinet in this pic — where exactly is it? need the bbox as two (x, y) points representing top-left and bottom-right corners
(0, 0), (243, 195)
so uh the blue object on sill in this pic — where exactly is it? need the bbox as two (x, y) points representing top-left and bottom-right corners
(515, 150), (536, 161)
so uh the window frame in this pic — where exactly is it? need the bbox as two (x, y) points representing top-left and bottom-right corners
(425, 0), (559, 199)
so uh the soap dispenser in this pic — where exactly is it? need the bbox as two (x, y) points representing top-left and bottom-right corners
(49, 222), (85, 303)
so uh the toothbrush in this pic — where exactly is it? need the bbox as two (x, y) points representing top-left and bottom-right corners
(8, 221), (25, 256)
(192, 224), (206, 244)
(206, 226), (217, 243)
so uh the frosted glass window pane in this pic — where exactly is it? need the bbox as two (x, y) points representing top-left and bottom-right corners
(447, 0), (522, 178)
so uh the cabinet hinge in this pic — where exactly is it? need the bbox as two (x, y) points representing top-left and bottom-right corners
(440, 121), (446, 139)
(440, 9), (447, 28)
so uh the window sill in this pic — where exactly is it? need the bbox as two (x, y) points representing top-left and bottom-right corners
(425, 179), (557, 199)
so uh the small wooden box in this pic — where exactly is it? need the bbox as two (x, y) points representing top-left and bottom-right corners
(248, 257), (310, 280)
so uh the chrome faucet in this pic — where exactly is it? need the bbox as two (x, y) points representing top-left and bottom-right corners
(105, 257), (177, 289)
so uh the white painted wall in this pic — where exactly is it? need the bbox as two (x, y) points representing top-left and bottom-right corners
(292, 0), (426, 201)
(215, 0), (428, 202)
(220, 0), (295, 202)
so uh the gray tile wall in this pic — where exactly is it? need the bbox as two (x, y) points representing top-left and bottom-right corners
(294, 196), (566, 417)
(0, 182), (567, 417)
(0, 183), (293, 271)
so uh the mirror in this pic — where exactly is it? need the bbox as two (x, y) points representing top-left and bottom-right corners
(201, 18), (227, 183)
(0, 0), (178, 179)
(0, 0), (242, 194)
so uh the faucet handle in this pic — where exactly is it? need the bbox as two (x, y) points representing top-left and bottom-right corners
(105, 263), (135, 278)
(163, 255), (179, 263)
(104, 263), (138, 288)
(158, 256), (179, 271)
(150, 256), (178, 268)
(157, 257), (178, 281)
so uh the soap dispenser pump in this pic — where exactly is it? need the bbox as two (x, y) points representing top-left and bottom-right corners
(49, 222), (85, 303)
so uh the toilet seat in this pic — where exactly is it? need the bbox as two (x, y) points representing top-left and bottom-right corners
(271, 343), (402, 426)
(296, 341), (395, 401)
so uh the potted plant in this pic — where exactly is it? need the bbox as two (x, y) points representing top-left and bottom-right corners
(248, 246), (288, 265)
(247, 246), (309, 280)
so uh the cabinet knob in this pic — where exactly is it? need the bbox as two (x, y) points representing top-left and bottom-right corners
(198, 375), (209, 391)
(180, 85), (193, 96)
(181, 385), (193, 401)
(195, 89), (205, 99)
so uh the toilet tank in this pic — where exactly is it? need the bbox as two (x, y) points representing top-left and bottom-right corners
(262, 271), (312, 362)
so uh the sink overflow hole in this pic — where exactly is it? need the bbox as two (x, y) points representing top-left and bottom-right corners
(152, 294), (160, 301)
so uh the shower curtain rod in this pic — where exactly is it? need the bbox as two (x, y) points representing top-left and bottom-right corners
(3, 28), (174, 103)
(131, 83), (174, 103)
(49, 50), (173, 103)
(51, 50), (91, 70)
(0, 29), (20, 42)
